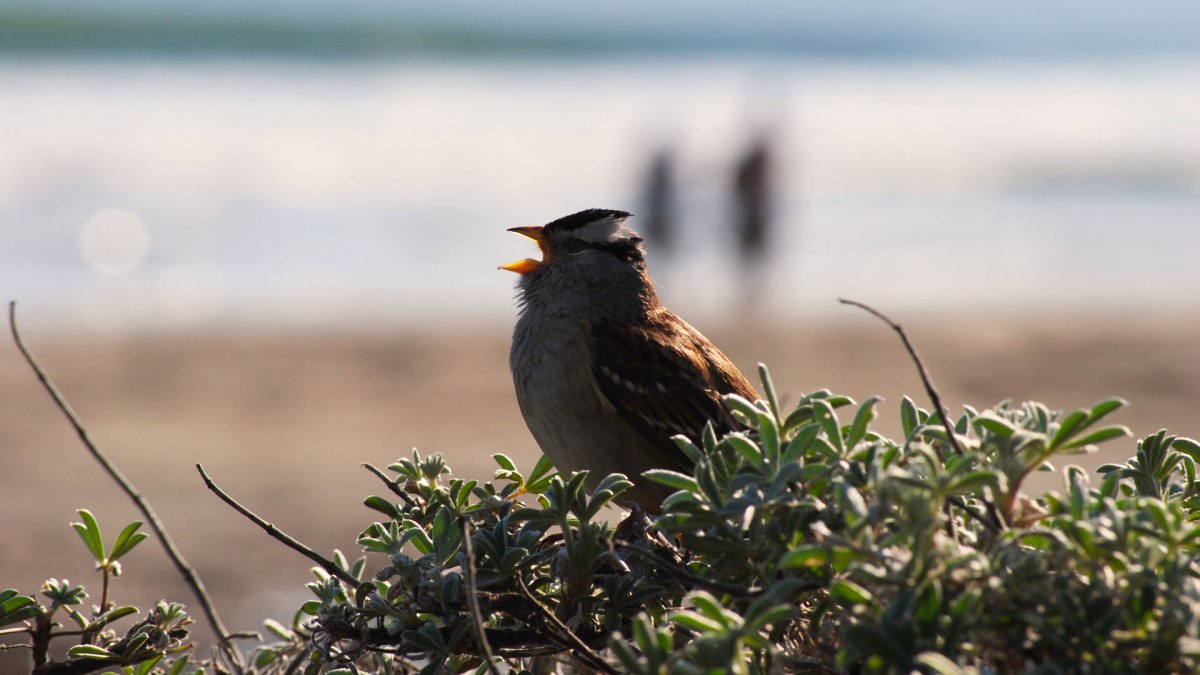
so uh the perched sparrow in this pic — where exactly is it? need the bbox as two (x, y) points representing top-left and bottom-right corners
(502, 208), (757, 510)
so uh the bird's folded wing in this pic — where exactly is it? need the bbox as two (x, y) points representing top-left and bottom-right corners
(590, 316), (754, 473)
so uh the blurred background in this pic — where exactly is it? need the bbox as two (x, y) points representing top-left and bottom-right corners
(2, 0), (1198, 659)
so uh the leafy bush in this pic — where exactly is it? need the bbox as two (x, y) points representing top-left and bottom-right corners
(6, 365), (1200, 674)
(1, 511), (195, 675)
(285, 368), (1200, 675)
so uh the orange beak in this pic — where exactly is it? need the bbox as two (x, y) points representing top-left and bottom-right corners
(500, 226), (549, 275)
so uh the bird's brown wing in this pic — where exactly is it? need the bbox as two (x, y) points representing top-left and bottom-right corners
(590, 312), (758, 473)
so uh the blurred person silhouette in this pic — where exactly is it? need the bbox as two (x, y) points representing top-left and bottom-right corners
(639, 146), (677, 255)
(732, 132), (775, 308)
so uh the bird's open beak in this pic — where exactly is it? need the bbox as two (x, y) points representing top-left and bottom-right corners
(500, 226), (549, 275)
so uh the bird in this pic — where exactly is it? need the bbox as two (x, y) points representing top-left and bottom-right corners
(502, 208), (758, 510)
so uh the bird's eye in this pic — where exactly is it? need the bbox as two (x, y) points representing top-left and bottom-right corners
(562, 239), (589, 255)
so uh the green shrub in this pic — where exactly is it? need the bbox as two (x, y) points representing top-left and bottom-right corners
(6, 365), (1199, 674)
(2, 512), (195, 675)
(285, 368), (1199, 675)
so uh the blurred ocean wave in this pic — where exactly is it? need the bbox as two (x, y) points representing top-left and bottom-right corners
(0, 9), (590, 60)
(0, 52), (1197, 331)
(2, 3), (1199, 61)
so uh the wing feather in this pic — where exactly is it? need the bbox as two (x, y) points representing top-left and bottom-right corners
(590, 312), (757, 472)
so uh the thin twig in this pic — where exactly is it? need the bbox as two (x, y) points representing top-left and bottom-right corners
(195, 464), (359, 587)
(515, 576), (618, 674)
(774, 654), (842, 675)
(838, 299), (965, 457)
(615, 542), (790, 598)
(361, 462), (416, 507)
(352, 647), (426, 672)
(945, 502), (959, 540)
(99, 568), (111, 614)
(458, 517), (501, 675)
(948, 496), (1000, 533)
(319, 610), (611, 656)
(839, 298), (1005, 532)
(283, 649), (310, 675)
(8, 301), (242, 671)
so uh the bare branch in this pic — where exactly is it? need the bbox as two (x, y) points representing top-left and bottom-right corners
(8, 301), (242, 670)
(459, 517), (501, 675)
(362, 462), (416, 507)
(957, 498), (1002, 534)
(34, 656), (120, 675)
(839, 298), (1005, 532)
(283, 648), (311, 675)
(317, 610), (608, 656)
(515, 576), (619, 674)
(195, 464), (359, 586)
(838, 298), (965, 457)
(615, 542), (791, 599)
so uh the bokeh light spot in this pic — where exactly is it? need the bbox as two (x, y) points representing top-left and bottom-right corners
(79, 208), (151, 275)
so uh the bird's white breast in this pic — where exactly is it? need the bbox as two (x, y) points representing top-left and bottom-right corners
(510, 307), (650, 482)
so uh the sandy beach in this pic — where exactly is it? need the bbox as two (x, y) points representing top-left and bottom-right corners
(2, 312), (1197, 655)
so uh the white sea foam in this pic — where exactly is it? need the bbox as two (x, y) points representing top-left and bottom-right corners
(0, 57), (1196, 330)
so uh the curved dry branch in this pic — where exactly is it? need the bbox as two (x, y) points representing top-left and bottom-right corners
(8, 301), (242, 671)
(514, 575), (619, 674)
(459, 517), (501, 675)
(839, 298), (1004, 532)
(196, 464), (359, 586)
(838, 298), (965, 458)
